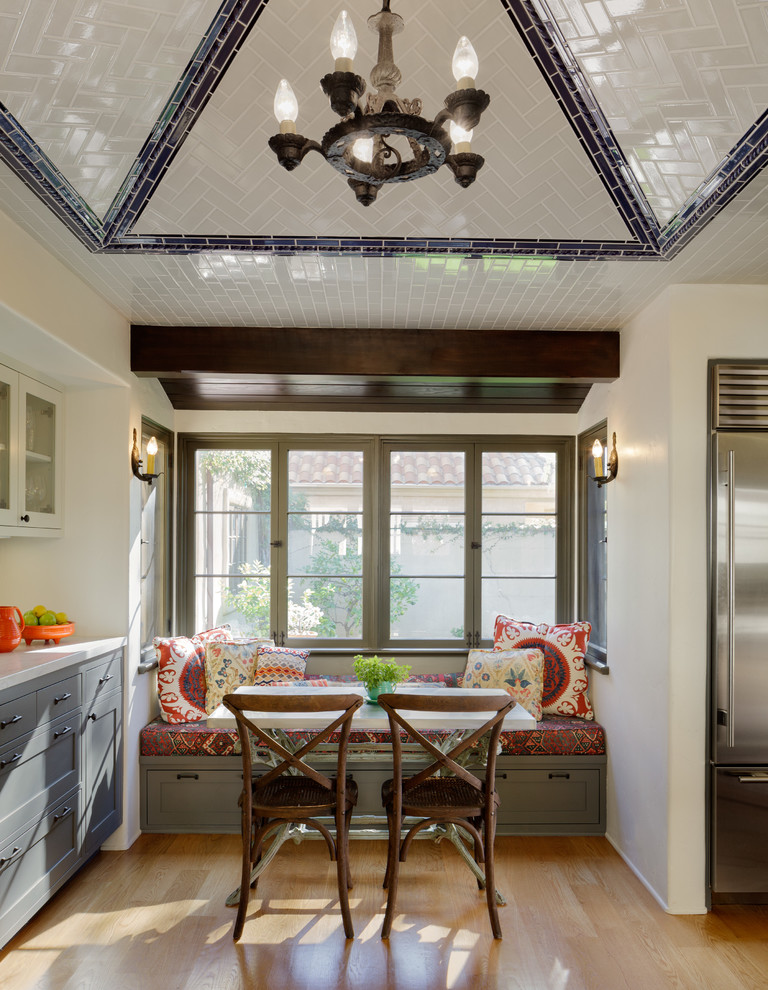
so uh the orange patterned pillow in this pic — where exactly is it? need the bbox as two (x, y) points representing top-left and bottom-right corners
(253, 645), (310, 685)
(154, 625), (233, 724)
(463, 648), (545, 720)
(493, 616), (593, 720)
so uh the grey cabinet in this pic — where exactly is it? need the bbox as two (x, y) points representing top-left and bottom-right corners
(0, 648), (123, 947)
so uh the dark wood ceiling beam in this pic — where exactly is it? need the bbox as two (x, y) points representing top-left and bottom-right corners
(131, 326), (619, 382)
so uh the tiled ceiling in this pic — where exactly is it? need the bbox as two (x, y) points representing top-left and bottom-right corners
(0, 0), (767, 332)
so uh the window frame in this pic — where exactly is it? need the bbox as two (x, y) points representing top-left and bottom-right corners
(178, 433), (574, 655)
(578, 421), (609, 672)
(139, 418), (174, 660)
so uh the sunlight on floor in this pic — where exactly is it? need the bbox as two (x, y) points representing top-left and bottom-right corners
(549, 957), (570, 989)
(446, 950), (471, 988)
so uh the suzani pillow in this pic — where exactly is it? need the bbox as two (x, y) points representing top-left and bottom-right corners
(493, 616), (594, 720)
(463, 648), (545, 720)
(154, 625), (233, 724)
(204, 638), (273, 714)
(253, 645), (310, 685)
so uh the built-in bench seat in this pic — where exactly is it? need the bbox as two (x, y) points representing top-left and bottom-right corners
(140, 673), (606, 836)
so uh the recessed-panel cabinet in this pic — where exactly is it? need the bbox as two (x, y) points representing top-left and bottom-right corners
(0, 363), (62, 534)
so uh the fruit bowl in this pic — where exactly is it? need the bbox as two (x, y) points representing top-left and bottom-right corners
(23, 621), (75, 645)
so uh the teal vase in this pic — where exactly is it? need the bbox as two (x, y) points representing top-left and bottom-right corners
(366, 681), (393, 705)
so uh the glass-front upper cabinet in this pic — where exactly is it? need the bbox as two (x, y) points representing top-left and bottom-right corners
(0, 364), (19, 527)
(0, 365), (62, 533)
(20, 377), (61, 529)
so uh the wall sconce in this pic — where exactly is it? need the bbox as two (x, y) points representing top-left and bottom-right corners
(591, 433), (618, 488)
(131, 429), (159, 484)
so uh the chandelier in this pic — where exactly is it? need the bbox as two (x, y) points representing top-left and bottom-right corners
(268, 1), (490, 206)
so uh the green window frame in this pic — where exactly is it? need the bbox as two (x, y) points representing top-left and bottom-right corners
(178, 434), (574, 655)
(578, 421), (608, 670)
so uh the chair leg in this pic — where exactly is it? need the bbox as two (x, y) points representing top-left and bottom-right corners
(233, 808), (253, 941)
(336, 809), (354, 939)
(381, 810), (401, 939)
(484, 816), (502, 940)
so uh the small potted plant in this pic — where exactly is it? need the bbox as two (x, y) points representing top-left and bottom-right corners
(353, 654), (411, 704)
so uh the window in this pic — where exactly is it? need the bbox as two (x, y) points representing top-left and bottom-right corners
(140, 420), (173, 651)
(180, 435), (573, 651)
(578, 422), (608, 668)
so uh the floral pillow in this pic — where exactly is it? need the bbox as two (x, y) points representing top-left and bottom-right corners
(462, 648), (545, 720)
(154, 625), (233, 724)
(493, 616), (593, 719)
(204, 638), (274, 713)
(253, 645), (310, 685)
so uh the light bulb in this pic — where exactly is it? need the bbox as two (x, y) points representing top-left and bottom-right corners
(450, 120), (473, 151)
(273, 79), (298, 132)
(592, 439), (604, 477)
(331, 10), (357, 69)
(353, 137), (374, 163)
(452, 36), (479, 87)
(146, 436), (158, 475)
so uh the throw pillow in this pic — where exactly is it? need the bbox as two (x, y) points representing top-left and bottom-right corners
(153, 627), (232, 724)
(493, 615), (594, 720)
(462, 648), (545, 720)
(204, 638), (273, 713)
(253, 645), (310, 685)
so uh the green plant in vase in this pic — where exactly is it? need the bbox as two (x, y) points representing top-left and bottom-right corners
(353, 654), (411, 704)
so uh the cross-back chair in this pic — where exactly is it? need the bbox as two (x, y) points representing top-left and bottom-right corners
(376, 690), (513, 939)
(222, 690), (364, 940)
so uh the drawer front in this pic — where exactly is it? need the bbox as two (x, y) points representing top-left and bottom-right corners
(37, 674), (81, 724)
(144, 770), (243, 829)
(85, 650), (123, 706)
(0, 690), (35, 745)
(495, 768), (602, 826)
(0, 789), (79, 946)
(0, 712), (81, 840)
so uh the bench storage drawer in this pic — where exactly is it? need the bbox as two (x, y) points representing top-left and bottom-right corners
(494, 757), (605, 834)
(143, 761), (243, 831)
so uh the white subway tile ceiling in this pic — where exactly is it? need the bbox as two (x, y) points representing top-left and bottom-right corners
(0, 0), (765, 331)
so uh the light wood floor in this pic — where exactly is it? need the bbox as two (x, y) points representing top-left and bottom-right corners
(1, 834), (768, 990)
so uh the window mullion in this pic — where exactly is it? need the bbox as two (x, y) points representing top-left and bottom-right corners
(466, 443), (481, 648)
(273, 443), (289, 645)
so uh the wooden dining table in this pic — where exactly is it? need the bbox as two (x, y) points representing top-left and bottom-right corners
(208, 683), (535, 905)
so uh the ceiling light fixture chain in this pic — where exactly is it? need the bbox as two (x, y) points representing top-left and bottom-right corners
(268, 1), (490, 206)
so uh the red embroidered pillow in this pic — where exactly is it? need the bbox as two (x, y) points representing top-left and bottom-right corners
(493, 616), (593, 719)
(154, 625), (233, 724)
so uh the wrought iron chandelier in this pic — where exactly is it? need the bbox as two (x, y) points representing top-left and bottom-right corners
(268, 1), (490, 206)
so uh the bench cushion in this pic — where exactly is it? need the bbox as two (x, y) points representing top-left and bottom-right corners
(140, 713), (605, 758)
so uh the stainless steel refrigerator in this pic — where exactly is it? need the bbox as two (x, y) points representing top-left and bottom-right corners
(710, 431), (768, 903)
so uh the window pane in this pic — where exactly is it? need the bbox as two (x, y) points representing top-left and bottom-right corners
(390, 451), (465, 511)
(482, 452), (555, 513)
(195, 450), (271, 511)
(288, 450), (364, 640)
(481, 516), (555, 577)
(390, 578), (464, 640)
(195, 575), (272, 639)
(195, 513), (271, 576)
(291, 576), (362, 639)
(390, 514), (464, 575)
(481, 577), (555, 638)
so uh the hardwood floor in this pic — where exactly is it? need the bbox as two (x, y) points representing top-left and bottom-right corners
(1, 834), (768, 990)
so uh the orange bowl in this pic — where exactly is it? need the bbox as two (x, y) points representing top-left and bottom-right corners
(23, 621), (75, 645)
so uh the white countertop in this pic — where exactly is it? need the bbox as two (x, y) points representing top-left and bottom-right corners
(0, 636), (126, 693)
(207, 684), (536, 732)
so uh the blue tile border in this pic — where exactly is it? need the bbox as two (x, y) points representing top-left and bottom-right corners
(0, 0), (765, 262)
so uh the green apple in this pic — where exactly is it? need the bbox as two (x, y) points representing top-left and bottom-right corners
(23, 611), (38, 626)
(39, 611), (56, 626)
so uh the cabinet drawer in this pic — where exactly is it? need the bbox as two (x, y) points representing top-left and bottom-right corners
(0, 690), (35, 744)
(144, 769), (243, 830)
(0, 789), (79, 946)
(85, 650), (123, 705)
(37, 674), (80, 723)
(0, 712), (81, 839)
(495, 767), (602, 826)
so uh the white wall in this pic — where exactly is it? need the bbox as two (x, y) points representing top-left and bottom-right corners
(579, 283), (768, 914)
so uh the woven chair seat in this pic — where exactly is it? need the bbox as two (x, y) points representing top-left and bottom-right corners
(254, 775), (358, 815)
(382, 775), (497, 818)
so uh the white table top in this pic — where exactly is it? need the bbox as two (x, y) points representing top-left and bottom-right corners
(207, 684), (535, 732)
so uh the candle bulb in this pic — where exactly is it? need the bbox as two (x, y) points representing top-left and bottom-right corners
(146, 436), (158, 476)
(273, 79), (299, 133)
(330, 10), (357, 72)
(592, 439), (604, 479)
(450, 120), (473, 154)
(452, 36), (479, 90)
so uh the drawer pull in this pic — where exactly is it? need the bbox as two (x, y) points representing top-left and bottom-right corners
(549, 772), (571, 780)
(88, 713), (97, 722)
(53, 806), (72, 824)
(0, 846), (21, 867)
(177, 773), (200, 780)
(495, 772), (508, 779)
(0, 752), (22, 769)
(53, 726), (73, 740)
(0, 714), (22, 729)
(99, 674), (113, 685)
(54, 692), (72, 705)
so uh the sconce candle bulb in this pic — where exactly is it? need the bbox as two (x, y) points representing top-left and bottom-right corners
(592, 438), (604, 478)
(131, 428), (160, 485)
(590, 433), (619, 488)
(146, 436), (158, 475)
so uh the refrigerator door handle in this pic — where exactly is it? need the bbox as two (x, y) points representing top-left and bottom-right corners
(726, 448), (736, 748)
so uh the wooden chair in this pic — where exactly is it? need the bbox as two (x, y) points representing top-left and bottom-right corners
(222, 691), (364, 940)
(376, 690), (513, 939)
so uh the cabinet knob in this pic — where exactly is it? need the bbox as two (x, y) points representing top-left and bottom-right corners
(20, 514), (29, 523)
(88, 712), (97, 721)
